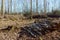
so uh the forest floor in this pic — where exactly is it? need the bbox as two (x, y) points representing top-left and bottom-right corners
(0, 15), (60, 40)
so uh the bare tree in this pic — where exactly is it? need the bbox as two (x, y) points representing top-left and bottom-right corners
(54, 0), (56, 9)
(30, 0), (32, 18)
(36, 0), (38, 14)
(47, 1), (49, 12)
(10, 0), (12, 14)
(8, 0), (12, 14)
(8, 0), (9, 14)
(30, 0), (32, 13)
(1, 0), (5, 17)
(14, 0), (16, 14)
(1, 0), (3, 15)
(25, 0), (28, 12)
(23, 0), (29, 13)
(44, 0), (47, 14)
(23, 0), (26, 13)
(59, 0), (60, 9)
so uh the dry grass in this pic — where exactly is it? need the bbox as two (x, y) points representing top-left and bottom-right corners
(0, 14), (60, 40)
(0, 15), (35, 29)
(0, 15), (35, 40)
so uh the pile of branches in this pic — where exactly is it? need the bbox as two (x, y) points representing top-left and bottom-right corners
(18, 20), (59, 38)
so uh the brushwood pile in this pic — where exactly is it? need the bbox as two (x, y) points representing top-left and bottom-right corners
(18, 20), (60, 38)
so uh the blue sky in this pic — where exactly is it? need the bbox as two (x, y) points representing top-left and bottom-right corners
(0, 0), (60, 13)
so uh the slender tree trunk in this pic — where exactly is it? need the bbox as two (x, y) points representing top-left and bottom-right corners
(36, 0), (38, 14)
(44, 0), (46, 14)
(1, 0), (3, 15)
(8, 0), (9, 14)
(23, 0), (26, 13)
(8, 0), (12, 14)
(30, 0), (32, 19)
(30, 0), (32, 13)
(48, 2), (49, 12)
(14, 0), (16, 14)
(59, 0), (60, 9)
(23, 0), (28, 14)
(25, 0), (27, 12)
(10, 0), (12, 13)
(54, 0), (56, 9)
(1, 0), (5, 17)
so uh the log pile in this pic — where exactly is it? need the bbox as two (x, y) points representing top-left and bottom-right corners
(18, 20), (60, 38)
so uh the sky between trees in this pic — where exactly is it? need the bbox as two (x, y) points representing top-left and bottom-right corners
(0, 0), (60, 13)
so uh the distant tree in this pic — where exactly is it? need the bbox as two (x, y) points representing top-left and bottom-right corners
(30, 0), (32, 14)
(14, 0), (16, 14)
(36, 0), (38, 14)
(8, 0), (12, 14)
(47, 1), (49, 12)
(30, 0), (32, 19)
(10, 0), (12, 14)
(23, 0), (27, 13)
(44, 0), (47, 14)
(8, 0), (9, 14)
(1, 0), (5, 17)
(54, 0), (56, 9)
(59, 0), (60, 9)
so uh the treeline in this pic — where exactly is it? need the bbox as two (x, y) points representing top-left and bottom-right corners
(0, 0), (47, 15)
(0, 0), (60, 16)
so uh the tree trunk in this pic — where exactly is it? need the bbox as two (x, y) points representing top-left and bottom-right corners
(36, 0), (38, 14)
(10, 0), (12, 14)
(30, 0), (32, 19)
(48, 2), (49, 12)
(1, 0), (5, 17)
(8, 0), (12, 14)
(14, 0), (16, 14)
(30, 0), (32, 13)
(8, 0), (9, 14)
(23, 0), (26, 13)
(44, 0), (46, 14)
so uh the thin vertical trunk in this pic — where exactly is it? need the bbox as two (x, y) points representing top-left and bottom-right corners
(52, 1), (53, 12)
(54, 0), (56, 9)
(59, 0), (60, 9)
(8, 0), (9, 14)
(23, 0), (28, 14)
(1, 0), (3, 14)
(30, 0), (32, 18)
(30, 0), (32, 13)
(36, 0), (38, 14)
(14, 0), (16, 14)
(8, 0), (12, 14)
(5, 3), (6, 14)
(10, 0), (12, 13)
(25, 0), (27, 12)
(44, 0), (46, 14)
(23, 0), (26, 13)
(48, 2), (49, 12)
(1, 0), (4, 17)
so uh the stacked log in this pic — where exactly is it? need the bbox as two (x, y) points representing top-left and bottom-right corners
(18, 20), (60, 38)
